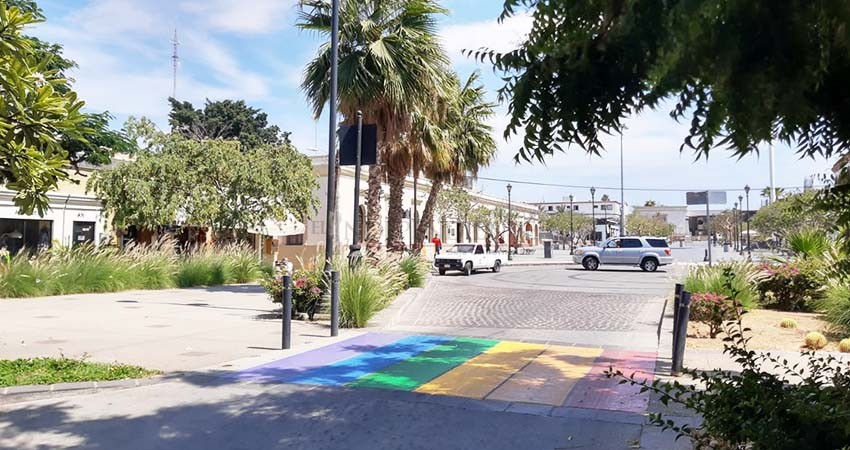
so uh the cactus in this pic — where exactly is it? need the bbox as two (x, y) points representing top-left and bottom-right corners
(839, 339), (850, 353)
(804, 332), (827, 350)
(779, 318), (798, 329)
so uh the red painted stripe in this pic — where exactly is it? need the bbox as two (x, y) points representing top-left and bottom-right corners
(562, 349), (657, 413)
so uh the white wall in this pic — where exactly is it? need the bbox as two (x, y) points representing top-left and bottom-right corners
(0, 191), (107, 248)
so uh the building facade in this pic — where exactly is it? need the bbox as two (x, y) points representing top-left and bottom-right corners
(632, 205), (690, 237)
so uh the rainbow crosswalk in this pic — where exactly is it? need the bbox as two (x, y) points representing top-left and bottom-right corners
(234, 333), (656, 412)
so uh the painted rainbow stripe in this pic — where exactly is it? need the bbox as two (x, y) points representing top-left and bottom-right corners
(236, 333), (656, 411)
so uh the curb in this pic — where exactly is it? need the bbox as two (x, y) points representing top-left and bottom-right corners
(1, 375), (166, 399)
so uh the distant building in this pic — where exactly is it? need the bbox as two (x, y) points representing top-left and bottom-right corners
(632, 205), (689, 237)
(533, 198), (630, 240)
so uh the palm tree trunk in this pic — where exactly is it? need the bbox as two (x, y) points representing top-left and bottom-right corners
(365, 162), (383, 253)
(386, 172), (405, 250)
(413, 180), (441, 250)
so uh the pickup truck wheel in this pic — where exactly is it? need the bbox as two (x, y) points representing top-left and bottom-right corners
(582, 256), (599, 271)
(438, 268), (446, 276)
(640, 258), (658, 272)
(463, 262), (473, 276)
(492, 260), (501, 273)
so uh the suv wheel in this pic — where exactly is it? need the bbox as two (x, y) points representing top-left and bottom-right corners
(464, 261), (473, 276)
(492, 260), (501, 273)
(582, 256), (599, 271)
(641, 258), (658, 272)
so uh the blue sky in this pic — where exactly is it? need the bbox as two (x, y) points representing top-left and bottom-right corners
(33, 0), (834, 209)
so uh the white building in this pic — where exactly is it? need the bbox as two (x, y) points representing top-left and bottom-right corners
(0, 164), (108, 254)
(271, 157), (540, 265)
(533, 198), (630, 241)
(632, 205), (690, 237)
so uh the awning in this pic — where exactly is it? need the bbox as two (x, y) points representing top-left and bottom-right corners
(249, 216), (305, 237)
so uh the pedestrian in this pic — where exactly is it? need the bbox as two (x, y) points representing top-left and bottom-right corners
(431, 235), (442, 255)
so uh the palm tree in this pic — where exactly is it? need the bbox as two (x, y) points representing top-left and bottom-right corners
(412, 72), (497, 248)
(299, 0), (449, 251)
(761, 186), (786, 201)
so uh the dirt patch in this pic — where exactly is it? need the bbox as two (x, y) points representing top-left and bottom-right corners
(686, 309), (846, 353)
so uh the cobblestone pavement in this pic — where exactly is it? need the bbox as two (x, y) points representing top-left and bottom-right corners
(382, 266), (672, 349)
(399, 282), (649, 331)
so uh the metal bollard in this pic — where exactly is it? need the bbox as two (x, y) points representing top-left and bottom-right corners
(671, 284), (684, 369)
(671, 291), (691, 375)
(282, 275), (292, 349)
(330, 270), (340, 337)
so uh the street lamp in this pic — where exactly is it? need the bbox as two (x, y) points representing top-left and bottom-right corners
(738, 194), (744, 255)
(507, 184), (512, 261)
(569, 194), (574, 255)
(590, 187), (596, 244)
(733, 202), (738, 252)
(744, 185), (751, 258)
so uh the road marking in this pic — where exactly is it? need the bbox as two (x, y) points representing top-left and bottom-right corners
(290, 335), (449, 386)
(486, 345), (603, 405)
(349, 337), (498, 391)
(563, 349), (657, 412)
(414, 341), (546, 398)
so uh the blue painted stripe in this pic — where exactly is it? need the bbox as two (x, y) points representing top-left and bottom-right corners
(290, 335), (450, 386)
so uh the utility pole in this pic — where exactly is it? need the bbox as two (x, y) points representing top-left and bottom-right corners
(324, 0), (340, 270)
(171, 29), (179, 99)
(590, 187), (596, 244)
(768, 143), (777, 203)
(620, 129), (625, 236)
(569, 194), (574, 255)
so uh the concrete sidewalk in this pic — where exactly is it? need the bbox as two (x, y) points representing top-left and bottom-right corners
(0, 285), (360, 372)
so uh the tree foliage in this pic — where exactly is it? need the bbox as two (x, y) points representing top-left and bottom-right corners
(88, 135), (317, 234)
(541, 212), (592, 242)
(483, 1), (850, 163)
(750, 191), (835, 239)
(626, 211), (674, 237)
(0, 0), (87, 215)
(168, 98), (289, 149)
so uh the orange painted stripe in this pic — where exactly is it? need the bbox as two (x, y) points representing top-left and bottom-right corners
(486, 345), (603, 405)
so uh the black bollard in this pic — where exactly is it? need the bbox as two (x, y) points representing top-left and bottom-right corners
(282, 275), (292, 350)
(330, 270), (340, 337)
(671, 283), (684, 368)
(671, 291), (691, 375)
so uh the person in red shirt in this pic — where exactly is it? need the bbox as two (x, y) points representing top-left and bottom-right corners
(431, 235), (442, 255)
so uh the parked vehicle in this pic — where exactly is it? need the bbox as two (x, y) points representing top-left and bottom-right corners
(572, 237), (673, 272)
(435, 243), (502, 276)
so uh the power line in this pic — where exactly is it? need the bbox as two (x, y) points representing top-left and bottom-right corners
(475, 176), (823, 193)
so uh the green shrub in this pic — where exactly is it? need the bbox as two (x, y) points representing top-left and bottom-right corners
(690, 292), (735, 338)
(175, 256), (229, 287)
(610, 276), (850, 450)
(758, 259), (823, 311)
(338, 263), (391, 328)
(0, 252), (52, 298)
(819, 282), (850, 335)
(787, 229), (830, 258)
(125, 241), (177, 290)
(682, 262), (762, 309)
(222, 244), (263, 283)
(398, 255), (430, 288)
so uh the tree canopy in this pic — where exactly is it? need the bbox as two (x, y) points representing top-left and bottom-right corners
(88, 135), (317, 234)
(168, 98), (289, 149)
(0, 0), (87, 215)
(626, 211), (674, 238)
(484, 1), (850, 163)
(750, 191), (835, 239)
(541, 211), (592, 242)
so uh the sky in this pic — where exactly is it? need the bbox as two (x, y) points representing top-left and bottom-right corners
(32, 0), (835, 210)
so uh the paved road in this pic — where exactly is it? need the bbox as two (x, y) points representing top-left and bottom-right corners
(382, 266), (675, 350)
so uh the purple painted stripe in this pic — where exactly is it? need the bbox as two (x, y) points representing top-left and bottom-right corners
(232, 333), (406, 383)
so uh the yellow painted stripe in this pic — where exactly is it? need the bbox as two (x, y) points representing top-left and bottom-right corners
(487, 345), (603, 406)
(415, 341), (546, 399)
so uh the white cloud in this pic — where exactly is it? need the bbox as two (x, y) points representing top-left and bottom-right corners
(180, 0), (297, 34)
(440, 14), (532, 66)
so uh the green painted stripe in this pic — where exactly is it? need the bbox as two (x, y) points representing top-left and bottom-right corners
(348, 337), (499, 391)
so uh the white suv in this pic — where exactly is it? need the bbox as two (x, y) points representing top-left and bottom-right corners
(573, 237), (673, 272)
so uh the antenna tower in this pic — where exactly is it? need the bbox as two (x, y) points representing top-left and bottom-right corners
(171, 29), (180, 98)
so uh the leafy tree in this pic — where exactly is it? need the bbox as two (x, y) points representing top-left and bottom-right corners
(483, 1), (850, 163)
(750, 191), (835, 241)
(600, 194), (610, 202)
(167, 98), (288, 149)
(0, 0), (87, 215)
(435, 188), (480, 242)
(644, 200), (657, 207)
(541, 212), (592, 244)
(626, 211), (674, 238)
(88, 136), (317, 236)
(299, 0), (450, 251)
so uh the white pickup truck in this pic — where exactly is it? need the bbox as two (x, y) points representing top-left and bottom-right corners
(434, 243), (502, 276)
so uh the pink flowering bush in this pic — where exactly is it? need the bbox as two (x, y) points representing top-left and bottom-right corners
(757, 260), (823, 312)
(260, 268), (325, 320)
(690, 292), (736, 338)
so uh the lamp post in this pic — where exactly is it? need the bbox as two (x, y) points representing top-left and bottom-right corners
(733, 202), (738, 252)
(507, 184), (512, 261)
(744, 185), (751, 258)
(738, 194), (744, 255)
(590, 187), (596, 244)
(569, 194), (574, 254)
